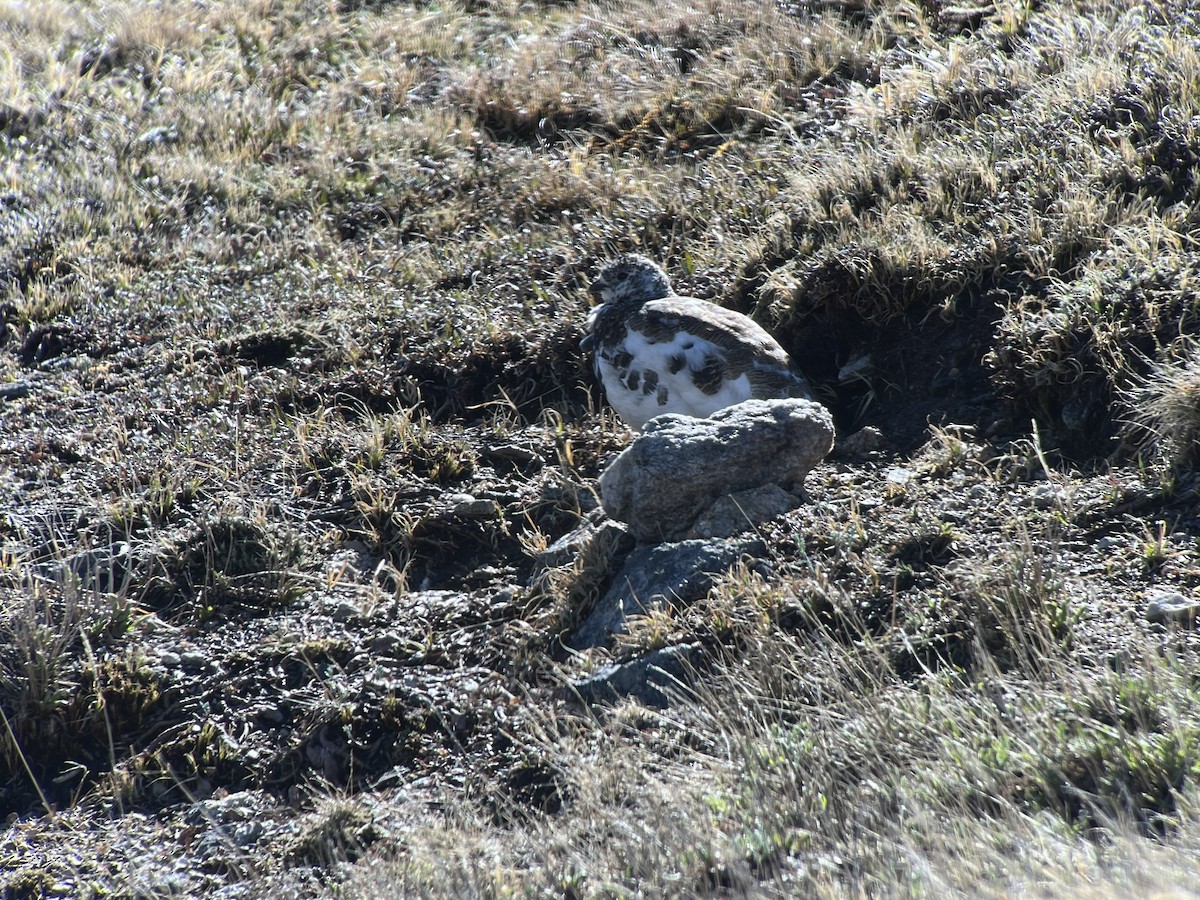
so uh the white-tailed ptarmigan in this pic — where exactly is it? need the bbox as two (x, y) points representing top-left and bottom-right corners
(581, 254), (813, 430)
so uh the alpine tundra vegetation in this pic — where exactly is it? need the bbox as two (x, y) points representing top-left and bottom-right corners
(2, 0), (1200, 896)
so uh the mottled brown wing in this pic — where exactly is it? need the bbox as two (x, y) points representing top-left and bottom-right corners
(634, 297), (791, 362)
(632, 295), (811, 399)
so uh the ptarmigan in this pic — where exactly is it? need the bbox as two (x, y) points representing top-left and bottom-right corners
(581, 254), (813, 430)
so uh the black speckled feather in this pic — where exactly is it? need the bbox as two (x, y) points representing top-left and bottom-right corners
(582, 254), (812, 429)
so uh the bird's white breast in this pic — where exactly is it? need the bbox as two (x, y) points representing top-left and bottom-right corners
(597, 326), (751, 430)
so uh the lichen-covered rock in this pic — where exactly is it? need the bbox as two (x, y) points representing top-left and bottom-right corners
(598, 398), (834, 543)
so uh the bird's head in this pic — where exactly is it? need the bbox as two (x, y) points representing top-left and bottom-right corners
(589, 254), (673, 306)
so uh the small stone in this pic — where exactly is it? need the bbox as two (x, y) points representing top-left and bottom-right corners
(569, 537), (761, 649)
(33, 545), (130, 592)
(1027, 487), (1056, 508)
(536, 515), (632, 569)
(233, 820), (264, 847)
(685, 484), (801, 540)
(448, 493), (496, 519)
(836, 425), (884, 458)
(1097, 535), (1123, 551)
(1030, 484), (1061, 509)
(886, 467), (915, 487)
(1145, 590), (1200, 627)
(837, 354), (872, 383)
(368, 631), (408, 656)
(487, 443), (540, 464)
(138, 125), (178, 146)
(38, 355), (84, 372)
(187, 790), (262, 828)
(331, 599), (361, 622)
(0, 381), (31, 400)
(566, 643), (702, 708)
(180, 650), (208, 670)
(158, 651), (182, 668)
(254, 705), (286, 726)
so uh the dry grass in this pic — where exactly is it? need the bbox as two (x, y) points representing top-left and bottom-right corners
(345, 571), (1200, 898)
(1123, 342), (1200, 467)
(2, 0), (1200, 895)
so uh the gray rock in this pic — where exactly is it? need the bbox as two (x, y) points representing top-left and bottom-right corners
(526, 513), (635, 608)
(448, 493), (496, 519)
(685, 484), (801, 540)
(32, 544), (130, 592)
(0, 380), (31, 400)
(331, 598), (361, 622)
(253, 704), (286, 726)
(186, 790), (263, 827)
(1146, 589), (1200, 627)
(836, 425), (885, 458)
(187, 791), (270, 856)
(367, 628), (410, 657)
(535, 513), (632, 570)
(837, 353), (873, 383)
(570, 537), (761, 649)
(485, 442), (541, 465)
(1030, 483), (1062, 509)
(566, 642), (702, 708)
(326, 541), (381, 583)
(599, 398), (834, 543)
(180, 650), (210, 671)
(138, 125), (178, 146)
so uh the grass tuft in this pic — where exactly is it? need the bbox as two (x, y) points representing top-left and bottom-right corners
(1122, 342), (1200, 467)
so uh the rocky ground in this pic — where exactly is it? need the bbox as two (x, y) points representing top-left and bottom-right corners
(2, 0), (1200, 896)
(2, 271), (1197, 895)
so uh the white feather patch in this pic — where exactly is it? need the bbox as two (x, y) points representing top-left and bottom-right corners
(597, 327), (752, 430)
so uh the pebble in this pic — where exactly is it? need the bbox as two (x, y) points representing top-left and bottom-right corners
(0, 381), (31, 400)
(449, 493), (496, 519)
(837, 354), (872, 383)
(232, 820), (263, 847)
(138, 125), (178, 146)
(331, 599), (361, 622)
(254, 705), (286, 726)
(837, 425), (884, 458)
(1145, 589), (1200, 627)
(487, 443), (539, 464)
(180, 650), (209, 670)
(368, 631), (407, 656)
(1030, 484), (1061, 509)
(1171, 531), (1196, 548)
(38, 355), (85, 372)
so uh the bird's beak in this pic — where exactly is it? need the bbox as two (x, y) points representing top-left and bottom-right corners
(587, 281), (604, 306)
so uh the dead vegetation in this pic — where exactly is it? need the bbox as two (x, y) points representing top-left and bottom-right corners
(1, 0), (1200, 896)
